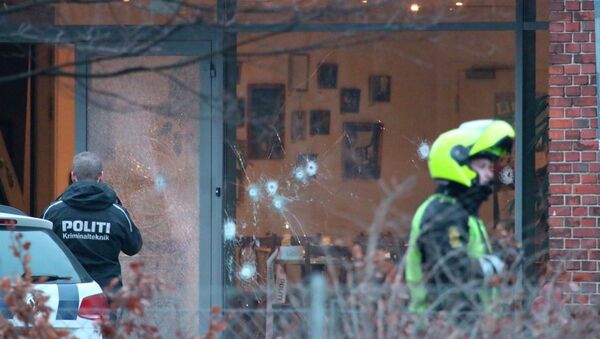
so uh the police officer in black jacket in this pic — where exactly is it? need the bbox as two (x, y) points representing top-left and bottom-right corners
(42, 151), (143, 289)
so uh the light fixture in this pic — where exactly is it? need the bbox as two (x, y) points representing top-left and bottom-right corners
(410, 3), (420, 12)
(362, 0), (368, 3)
(455, 1), (463, 6)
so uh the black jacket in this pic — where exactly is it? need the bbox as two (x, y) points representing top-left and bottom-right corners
(42, 181), (143, 288)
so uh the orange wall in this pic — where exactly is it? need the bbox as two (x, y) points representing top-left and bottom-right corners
(234, 31), (549, 244)
(54, 47), (76, 198)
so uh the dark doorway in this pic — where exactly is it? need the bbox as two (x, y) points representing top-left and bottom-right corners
(0, 44), (31, 195)
(0, 43), (54, 215)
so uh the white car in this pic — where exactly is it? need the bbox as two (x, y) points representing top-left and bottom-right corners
(0, 212), (107, 338)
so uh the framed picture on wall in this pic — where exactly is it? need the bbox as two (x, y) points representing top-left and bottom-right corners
(247, 84), (285, 159)
(289, 54), (309, 91)
(340, 88), (361, 113)
(317, 63), (338, 89)
(369, 75), (391, 102)
(310, 110), (331, 135)
(342, 122), (383, 179)
(236, 97), (245, 128)
(494, 92), (514, 122)
(291, 110), (307, 142)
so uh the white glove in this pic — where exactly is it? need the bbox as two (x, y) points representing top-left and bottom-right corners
(478, 254), (505, 279)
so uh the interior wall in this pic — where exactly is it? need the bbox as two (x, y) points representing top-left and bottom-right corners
(234, 30), (548, 244)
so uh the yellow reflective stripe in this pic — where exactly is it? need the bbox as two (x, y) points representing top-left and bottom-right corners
(478, 219), (492, 253)
(467, 216), (492, 257)
(406, 194), (443, 314)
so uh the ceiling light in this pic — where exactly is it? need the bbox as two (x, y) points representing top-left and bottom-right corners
(410, 3), (420, 12)
(455, 1), (463, 6)
(362, 0), (368, 3)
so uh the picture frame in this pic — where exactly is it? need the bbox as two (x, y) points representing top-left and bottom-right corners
(247, 84), (286, 160)
(342, 122), (384, 179)
(340, 88), (361, 114)
(369, 75), (391, 103)
(236, 97), (245, 128)
(310, 110), (331, 135)
(494, 92), (514, 122)
(317, 63), (338, 89)
(288, 54), (309, 92)
(291, 110), (307, 142)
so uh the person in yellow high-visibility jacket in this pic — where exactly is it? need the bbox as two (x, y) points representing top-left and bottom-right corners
(405, 119), (515, 325)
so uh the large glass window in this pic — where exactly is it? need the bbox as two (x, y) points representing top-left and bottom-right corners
(234, 30), (515, 230)
(86, 55), (204, 336)
(224, 30), (524, 336)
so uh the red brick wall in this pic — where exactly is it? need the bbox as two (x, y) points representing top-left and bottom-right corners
(549, 0), (599, 305)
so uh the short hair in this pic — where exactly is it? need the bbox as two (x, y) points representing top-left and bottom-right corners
(72, 152), (103, 182)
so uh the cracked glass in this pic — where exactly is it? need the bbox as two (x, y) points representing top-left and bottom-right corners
(87, 56), (202, 336)
(221, 29), (552, 337)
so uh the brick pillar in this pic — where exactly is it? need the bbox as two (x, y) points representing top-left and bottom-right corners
(548, 0), (599, 305)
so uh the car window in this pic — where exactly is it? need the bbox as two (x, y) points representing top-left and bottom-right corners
(0, 226), (91, 284)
